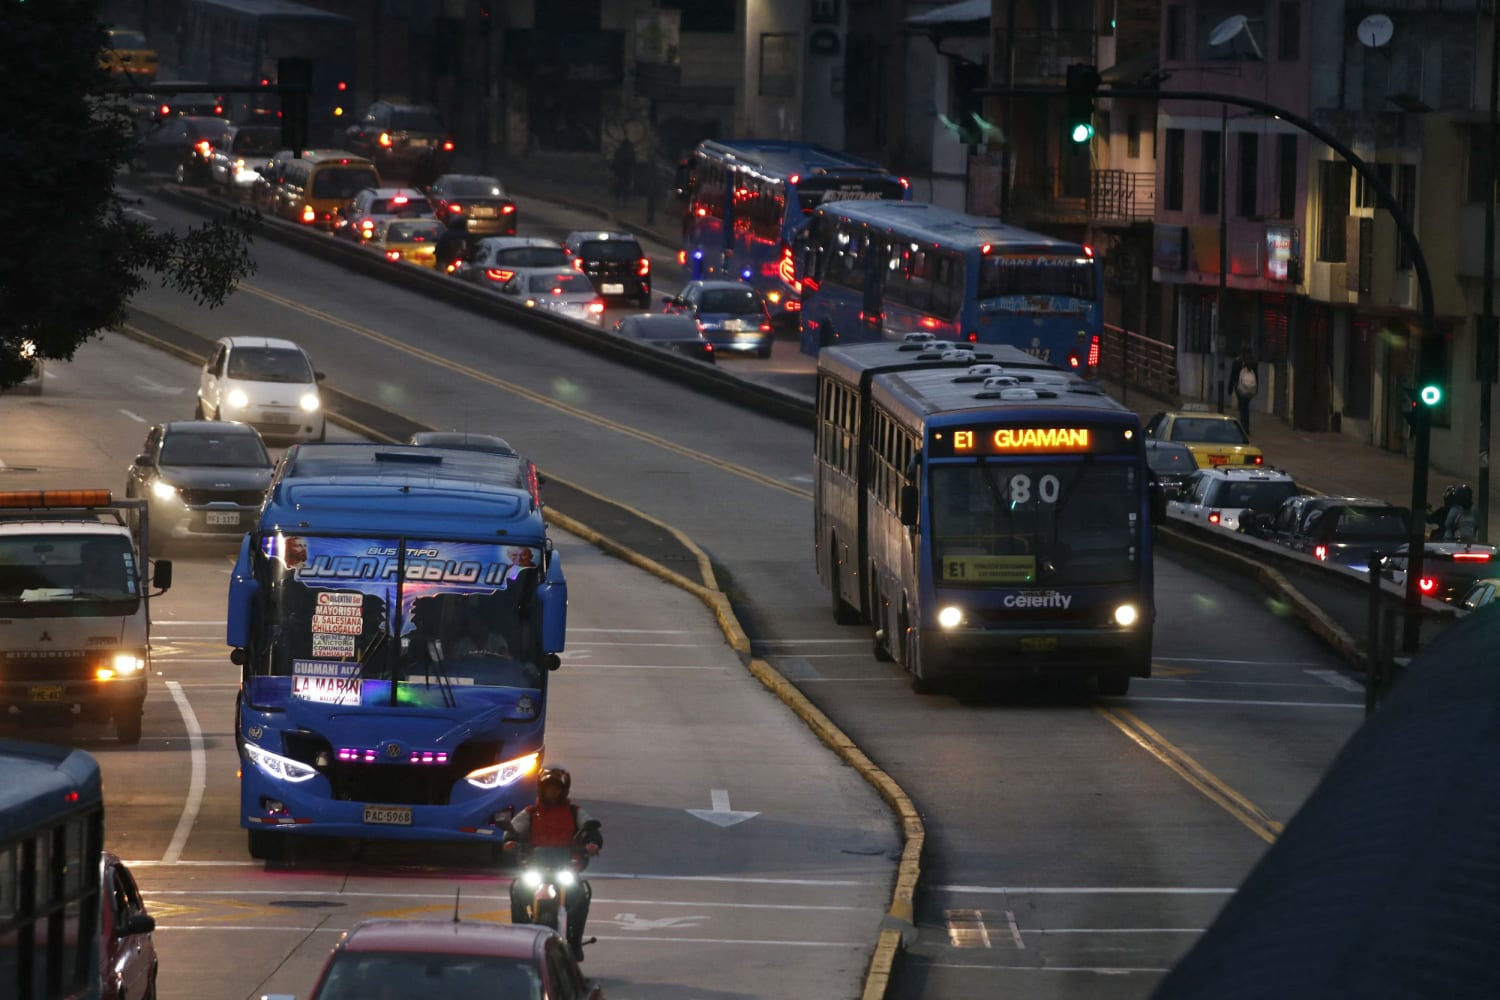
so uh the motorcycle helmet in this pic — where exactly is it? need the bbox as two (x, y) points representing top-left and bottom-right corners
(1455, 484), (1474, 507)
(537, 765), (571, 798)
(1442, 485), (1458, 505)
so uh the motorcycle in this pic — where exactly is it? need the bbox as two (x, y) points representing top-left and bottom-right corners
(503, 818), (601, 958)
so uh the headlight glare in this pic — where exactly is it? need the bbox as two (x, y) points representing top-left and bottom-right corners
(1114, 603), (1139, 627)
(556, 869), (577, 887)
(520, 870), (542, 889)
(937, 605), (964, 629)
(245, 743), (318, 783)
(464, 751), (539, 789)
(226, 388), (249, 408)
(151, 481), (178, 501)
(112, 653), (146, 673)
(299, 392), (320, 412)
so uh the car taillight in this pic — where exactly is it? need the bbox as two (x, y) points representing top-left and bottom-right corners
(1087, 334), (1101, 367)
(448, 203), (463, 213)
(1453, 551), (1492, 561)
(638, 257), (650, 276)
(485, 269), (513, 281)
(760, 323), (772, 332)
(571, 258), (584, 272)
(1419, 576), (1437, 594)
(442, 140), (455, 151)
(378, 132), (392, 147)
(385, 250), (401, 261)
(1067, 352), (1081, 368)
(195, 140), (211, 154)
(1208, 511), (1221, 524)
(1250, 455), (1263, 465)
(677, 250), (687, 264)
(301, 206), (315, 223)
(587, 301), (605, 315)
(214, 104), (223, 115)
(501, 203), (516, 214)
(1314, 545), (1328, 560)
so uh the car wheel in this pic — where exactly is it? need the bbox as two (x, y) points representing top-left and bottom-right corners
(757, 343), (773, 360)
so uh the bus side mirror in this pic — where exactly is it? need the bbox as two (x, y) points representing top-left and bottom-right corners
(537, 549), (568, 653)
(227, 535), (259, 648)
(543, 653), (561, 672)
(150, 559), (173, 591)
(1149, 483), (1167, 526)
(898, 485), (919, 527)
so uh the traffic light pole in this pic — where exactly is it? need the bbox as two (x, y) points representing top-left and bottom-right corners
(982, 81), (1437, 652)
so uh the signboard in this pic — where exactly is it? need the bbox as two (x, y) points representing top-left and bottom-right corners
(928, 425), (1138, 458)
(942, 556), (1036, 584)
(1265, 225), (1301, 282)
(635, 9), (681, 66)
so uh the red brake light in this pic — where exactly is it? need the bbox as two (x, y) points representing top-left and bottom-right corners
(485, 269), (515, 282)
(385, 250), (402, 261)
(1251, 455), (1263, 465)
(638, 257), (650, 276)
(159, 103), (170, 115)
(571, 258), (584, 272)
(1208, 511), (1221, 524)
(1453, 551), (1492, 561)
(260, 78), (270, 87)
(790, 173), (800, 184)
(442, 140), (455, 151)
(1067, 353), (1081, 368)
(899, 176), (910, 189)
(980, 243), (992, 254)
(214, 105), (223, 115)
(337, 81), (347, 91)
(587, 301), (606, 315)
(378, 132), (392, 147)
(65, 790), (80, 803)
(696, 207), (706, 217)
(1419, 576), (1438, 594)
(448, 203), (463, 213)
(1083, 244), (1095, 257)
(501, 203), (516, 214)
(301, 206), (315, 223)
(1314, 545), (1328, 560)
(392, 195), (408, 205)
(677, 250), (687, 265)
(760, 323), (772, 332)
(967, 331), (978, 343)
(195, 140), (211, 154)
(1087, 334), (1101, 367)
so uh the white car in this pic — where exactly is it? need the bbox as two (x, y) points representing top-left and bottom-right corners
(1167, 466), (1298, 532)
(497, 270), (606, 326)
(457, 237), (570, 290)
(196, 336), (325, 443)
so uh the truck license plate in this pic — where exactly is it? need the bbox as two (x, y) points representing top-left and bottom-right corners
(1020, 637), (1059, 653)
(601, 283), (624, 294)
(363, 805), (412, 826)
(206, 511), (240, 526)
(30, 685), (65, 702)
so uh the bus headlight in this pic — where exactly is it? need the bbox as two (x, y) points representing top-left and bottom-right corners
(244, 743), (319, 783)
(937, 606), (964, 629)
(465, 751), (539, 789)
(1113, 604), (1139, 627)
(226, 389), (249, 409)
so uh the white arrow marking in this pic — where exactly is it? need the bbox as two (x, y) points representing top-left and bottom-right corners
(686, 788), (759, 828)
(134, 375), (185, 396)
(605, 913), (709, 931)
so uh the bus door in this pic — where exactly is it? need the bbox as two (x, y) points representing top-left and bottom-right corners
(859, 233), (890, 340)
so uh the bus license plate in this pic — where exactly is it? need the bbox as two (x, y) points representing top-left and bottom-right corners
(206, 511), (240, 526)
(31, 685), (65, 702)
(601, 283), (624, 294)
(363, 805), (412, 826)
(1020, 637), (1059, 653)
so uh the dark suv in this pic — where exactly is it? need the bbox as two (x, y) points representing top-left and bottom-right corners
(561, 230), (651, 308)
(344, 102), (453, 182)
(1263, 495), (1411, 571)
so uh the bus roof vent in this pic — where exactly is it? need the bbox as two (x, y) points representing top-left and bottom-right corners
(982, 376), (1021, 389)
(953, 364), (1007, 383)
(898, 332), (937, 351)
(937, 349), (974, 361)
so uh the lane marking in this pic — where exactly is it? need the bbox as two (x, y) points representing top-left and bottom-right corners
(240, 282), (811, 500)
(1305, 669), (1364, 693)
(140, 889), (873, 912)
(945, 909), (992, 949)
(1154, 656), (1330, 667)
(118, 409), (146, 423)
(570, 663), (727, 671)
(1147, 678), (1341, 689)
(1098, 707), (1284, 844)
(568, 628), (693, 634)
(1005, 910), (1025, 949)
(162, 680), (207, 864)
(156, 619), (228, 625)
(931, 885), (1234, 895)
(153, 926), (867, 947)
(1115, 696), (1361, 709)
(927, 962), (1170, 973)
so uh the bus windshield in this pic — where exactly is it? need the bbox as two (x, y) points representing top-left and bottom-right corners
(930, 462), (1140, 587)
(979, 254), (1096, 301)
(0, 534), (139, 616)
(247, 536), (546, 703)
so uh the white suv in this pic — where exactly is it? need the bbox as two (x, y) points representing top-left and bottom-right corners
(1168, 466), (1299, 532)
(196, 336), (325, 444)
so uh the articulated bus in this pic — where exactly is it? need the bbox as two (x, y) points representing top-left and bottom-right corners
(796, 200), (1103, 369)
(816, 334), (1157, 694)
(0, 739), (105, 1000)
(178, 0), (356, 143)
(677, 139), (910, 330)
(226, 444), (568, 861)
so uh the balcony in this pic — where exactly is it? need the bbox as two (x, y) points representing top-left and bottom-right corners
(1009, 167), (1156, 226)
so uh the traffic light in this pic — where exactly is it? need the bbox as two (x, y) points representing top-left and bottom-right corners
(278, 57), (312, 153)
(1416, 328), (1448, 409)
(1065, 64), (1101, 144)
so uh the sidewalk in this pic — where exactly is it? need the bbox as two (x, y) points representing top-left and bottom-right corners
(480, 149), (1499, 534)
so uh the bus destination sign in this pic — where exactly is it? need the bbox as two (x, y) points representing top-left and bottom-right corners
(930, 425), (1135, 457)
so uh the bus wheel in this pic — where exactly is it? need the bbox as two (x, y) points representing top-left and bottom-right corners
(904, 617), (938, 694)
(830, 549), (862, 625)
(1096, 674), (1131, 697)
(247, 830), (284, 862)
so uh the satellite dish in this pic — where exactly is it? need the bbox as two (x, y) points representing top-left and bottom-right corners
(1357, 14), (1394, 49)
(1208, 14), (1264, 60)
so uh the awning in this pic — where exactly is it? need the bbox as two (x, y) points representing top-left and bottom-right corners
(905, 0), (990, 28)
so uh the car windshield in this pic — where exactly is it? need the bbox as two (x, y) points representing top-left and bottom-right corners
(160, 431), (270, 467)
(386, 221), (445, 242)
(1211, 480), (1298, 511)
(699, 289), (763, 314)
(391, 109), (445, 132)
(447, 177), (505, 196)
(1169, 418), (1248, 445)
(493, 246), (568, 268)
(930, 461), (1141, 587)
(1330, 507), (1409, 540)
(0, 535), (139, 615)
(311, 167), (379, 199)
(1146, 444), (1196, 475)
(527, 272), (592, 293)
(231, 128), (281, 154)
(312, 950), (542, 1000)
(227, 347), (314, 383)
(579, 239), (641, 261)
(372, 197), (432, 216)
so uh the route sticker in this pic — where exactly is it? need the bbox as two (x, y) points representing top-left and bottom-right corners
(941, 555), (1036, 583)
(292, 659), (362, 705)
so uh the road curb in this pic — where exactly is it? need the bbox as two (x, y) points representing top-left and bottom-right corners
(110, 317), (918, 999)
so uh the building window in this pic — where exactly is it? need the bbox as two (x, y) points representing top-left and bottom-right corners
(1277, 134), (1298, 219)
(1467, 132), (1492, 204)
(1165, 4), (1185, 62)
(759, 33), (798, 97)
(1200, 130), (1221, 216)
(1127, 114), (1141, 159)
(1237, 133), (1259, 217)
(1165, 128), (1185, 211)
(1317, 160), (1351, 263)
(1397, 163), (1417, 269)
(1277, 2), (1300, 61)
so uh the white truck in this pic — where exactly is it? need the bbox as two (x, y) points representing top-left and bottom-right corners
(0, 490), (172, 744)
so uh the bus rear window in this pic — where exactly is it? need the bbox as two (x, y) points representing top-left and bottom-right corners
(311, 167), (379, 199)
(979, 255), (1096, 300)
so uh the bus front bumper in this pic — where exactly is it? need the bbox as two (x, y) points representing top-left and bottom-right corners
(922, 627), (1152, 680)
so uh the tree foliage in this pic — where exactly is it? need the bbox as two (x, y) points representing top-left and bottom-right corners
(0, 0), (256, 390)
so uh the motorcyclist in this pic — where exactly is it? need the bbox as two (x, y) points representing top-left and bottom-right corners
(1427, 484), (1458, 539)
(1442, 483), (1478, 542)
(503, 765), (602, 960)
(435, 215), (469, 274)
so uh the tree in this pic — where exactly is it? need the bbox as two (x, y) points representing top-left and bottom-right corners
(0, 0), (256, 391)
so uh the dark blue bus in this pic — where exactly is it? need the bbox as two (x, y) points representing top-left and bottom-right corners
(226, 444), (568, 861)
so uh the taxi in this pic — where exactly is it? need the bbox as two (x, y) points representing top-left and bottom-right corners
(100, 27), (158, 82)
(1144, 407), (1263, 468)
(372, 218), (447, 268)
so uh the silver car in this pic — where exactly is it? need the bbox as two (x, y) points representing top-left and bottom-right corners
(500, 270), (605, 326)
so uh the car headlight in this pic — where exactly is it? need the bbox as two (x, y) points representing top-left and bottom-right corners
(151, 480), (178, 501)
(299, 392), (320, 412)
(464, 751), (539, 789)
(226, 388), (249, 408)
(112, 652), (146, 674)
(244, 743), (319, 783)
(1114, 604), (1139, 627)
(937, 606), (964, 629)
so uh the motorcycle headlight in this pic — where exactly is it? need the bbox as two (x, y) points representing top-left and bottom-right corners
(151, 480), (178, 501)
(520, 870), (543, 889)
(244, 743), (318, 783)
(226, 388), (249, 409)
(464, 751), (539, 789)
(299, 392), (320, 412)
(556, 869), (577, 888)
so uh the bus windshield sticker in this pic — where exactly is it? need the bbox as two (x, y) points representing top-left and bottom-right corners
(942, 555), (1036, 583)
(292, 659), (362, 705)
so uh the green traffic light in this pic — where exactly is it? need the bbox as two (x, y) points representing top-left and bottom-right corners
(1070, 122), (1094, 144)
(1420, 384), (1443, 406)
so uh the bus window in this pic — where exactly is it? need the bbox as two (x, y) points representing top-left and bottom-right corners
(827, 225), (868, 290)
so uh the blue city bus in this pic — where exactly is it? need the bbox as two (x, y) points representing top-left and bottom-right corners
(226, 444), (567, 861)
(815, 335), (1157, 694)
(0, 739), (105, 1000)
(178, 0), (356, 143)
(678, 139), (910, 329)
(796, 201), (1103, 371)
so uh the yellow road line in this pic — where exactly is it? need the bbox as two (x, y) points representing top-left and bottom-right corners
(1097, 706), (1284, 845)
(240, 282), (812, 500)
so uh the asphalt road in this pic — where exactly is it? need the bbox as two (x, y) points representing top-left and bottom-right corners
(0, 334), (893, 1000)
(59, 179), (1369, 998)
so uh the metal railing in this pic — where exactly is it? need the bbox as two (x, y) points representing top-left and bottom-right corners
(1008, 167), (1157, 224)
(1099, 323), (1179, 401)
(1091, 169), (1156, 223)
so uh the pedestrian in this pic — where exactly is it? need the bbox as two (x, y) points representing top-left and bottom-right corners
(1230, 347), (1258, 434)
(611, 138), (636, 206)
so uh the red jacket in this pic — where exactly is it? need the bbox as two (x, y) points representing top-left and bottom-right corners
(509, 800), (602, 850)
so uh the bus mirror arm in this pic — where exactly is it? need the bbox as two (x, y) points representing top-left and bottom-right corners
(899, 485), (919, 527)
(230, 647), (246, 666)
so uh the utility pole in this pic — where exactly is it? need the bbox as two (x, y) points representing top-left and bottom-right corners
(1480, 14), (1498, 542)
(1216, 104), (1228, 412)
